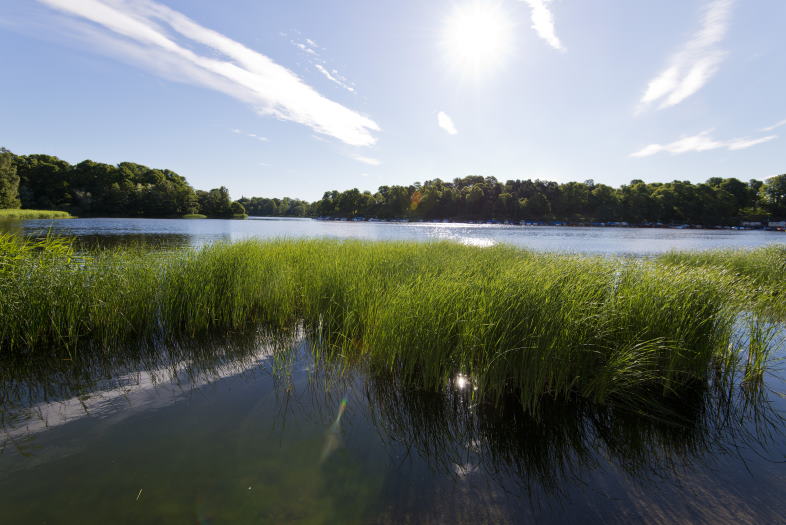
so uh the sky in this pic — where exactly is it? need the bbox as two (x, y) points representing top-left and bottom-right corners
(1, 0), (784, 201)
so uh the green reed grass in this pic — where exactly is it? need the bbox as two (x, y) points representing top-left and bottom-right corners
(0, 209), (73, 219)
(658, 245), (786, 315)
(0, 235), (768, 410)
(657, 244), (786, 288)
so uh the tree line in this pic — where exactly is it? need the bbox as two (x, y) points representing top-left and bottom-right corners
(0, 148), (246, 218)
(2, 148), (784, 225)
(309, 174), (786, 225)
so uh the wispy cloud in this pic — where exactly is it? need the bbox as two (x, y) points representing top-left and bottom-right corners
(639, 0), (733, 111)
(38, 0), (379, 146)
(350, 154), (381, 166)
(437, 111), (458, 135)
(293, 41), (318, 55)
(231, 128), (268, 142)
(314, 64), (355, 93)
(631, 129), (776, 157)
(291, 37), (357, 94)
(519, 0), (564, 51)
(761, 118), (786, 132)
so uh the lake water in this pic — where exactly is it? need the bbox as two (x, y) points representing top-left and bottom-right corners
(1, 335), (785, 524)
(2, 216), (785, 254)
(1, 217), (785, 523)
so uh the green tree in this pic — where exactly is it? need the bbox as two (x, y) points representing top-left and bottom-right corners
(520, 192), (551, 219)
(762, 174), (786, 219)
(230, 201), (246, 216)
(197, 187), (234, 217)
(0, 149), (21, 209)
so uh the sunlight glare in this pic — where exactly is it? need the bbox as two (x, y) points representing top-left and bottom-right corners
(442, 2), (513, 75)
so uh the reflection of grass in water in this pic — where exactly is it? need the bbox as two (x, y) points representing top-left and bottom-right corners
(0, 334), (782, 524)
(362, 366), (782, 506)
(0, 235), (781, 414)
(0, 331), (286, 459)
(0, 335), (386, 524)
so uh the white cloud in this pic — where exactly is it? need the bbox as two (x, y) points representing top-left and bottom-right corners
(314, 64), (355, 93)
(292, 36), (357, 94)
(630, 130), (776, 157)
(232, 128), (268, 142)
(761, 119), (786, 132)
(437, 111), (458, 135)
(293, 40), (318, 56)
(519, 0), (564, 51)
(639, 0), (733, 110)
(350, 154), (381, 166)
(38, 0), (380, 146)
(639, 0), (734, 110)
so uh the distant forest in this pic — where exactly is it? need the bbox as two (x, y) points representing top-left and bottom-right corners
(242, 173), (786, 226)
(0, 148), (245, 218)
(1, 148), (784, 225)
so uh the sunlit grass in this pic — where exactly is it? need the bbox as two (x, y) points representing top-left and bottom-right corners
(0, 209), (73, 219)
(657, 244), (786, 317)
(657, 244), (786, 289)
(0, 235), (776, 411)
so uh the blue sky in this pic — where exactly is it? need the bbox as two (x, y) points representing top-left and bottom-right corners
(1, 0), (784, 200)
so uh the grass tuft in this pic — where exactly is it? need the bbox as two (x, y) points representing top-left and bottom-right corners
(657, 245), (786, 317)
(0, 209), (73, 219)
(0, 236), (773, 411)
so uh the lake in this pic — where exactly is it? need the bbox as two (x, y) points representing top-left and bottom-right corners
(2, 216), (785, 254)
(1, 333), (785, 524)
(1, 217), (785, 524)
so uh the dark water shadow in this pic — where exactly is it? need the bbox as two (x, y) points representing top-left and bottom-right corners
(0, 336), (784, 524)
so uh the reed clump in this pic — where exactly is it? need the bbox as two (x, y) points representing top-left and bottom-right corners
(657, 244), (786, 289)
(0, 209), (73, 219)
(0, 236), (761, 410)
(657, 244), (786, 317)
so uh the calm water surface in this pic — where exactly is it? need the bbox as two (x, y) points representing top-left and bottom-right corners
(1, 217), (785, 523)
(2, 216), (785, 254)
(1, 337), (784, 524)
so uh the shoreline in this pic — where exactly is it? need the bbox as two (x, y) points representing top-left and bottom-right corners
(312, 216), (786, 231)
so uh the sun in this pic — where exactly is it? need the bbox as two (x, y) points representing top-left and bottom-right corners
(442, 2), (514, 75)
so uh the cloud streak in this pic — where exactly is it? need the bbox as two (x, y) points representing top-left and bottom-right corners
(231, 128), (268, 142)
(291, 37), (357, 94)
(38, 0), (379, 146)
(350, 154), (381, 166)
(639, 0), (733, 110)
(519, 0), (564, 51)
(630, 130), (776, 157)
(315, 64), (355, 93)
(437, 111), (458, 135)
(761, 118), (786, 132)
